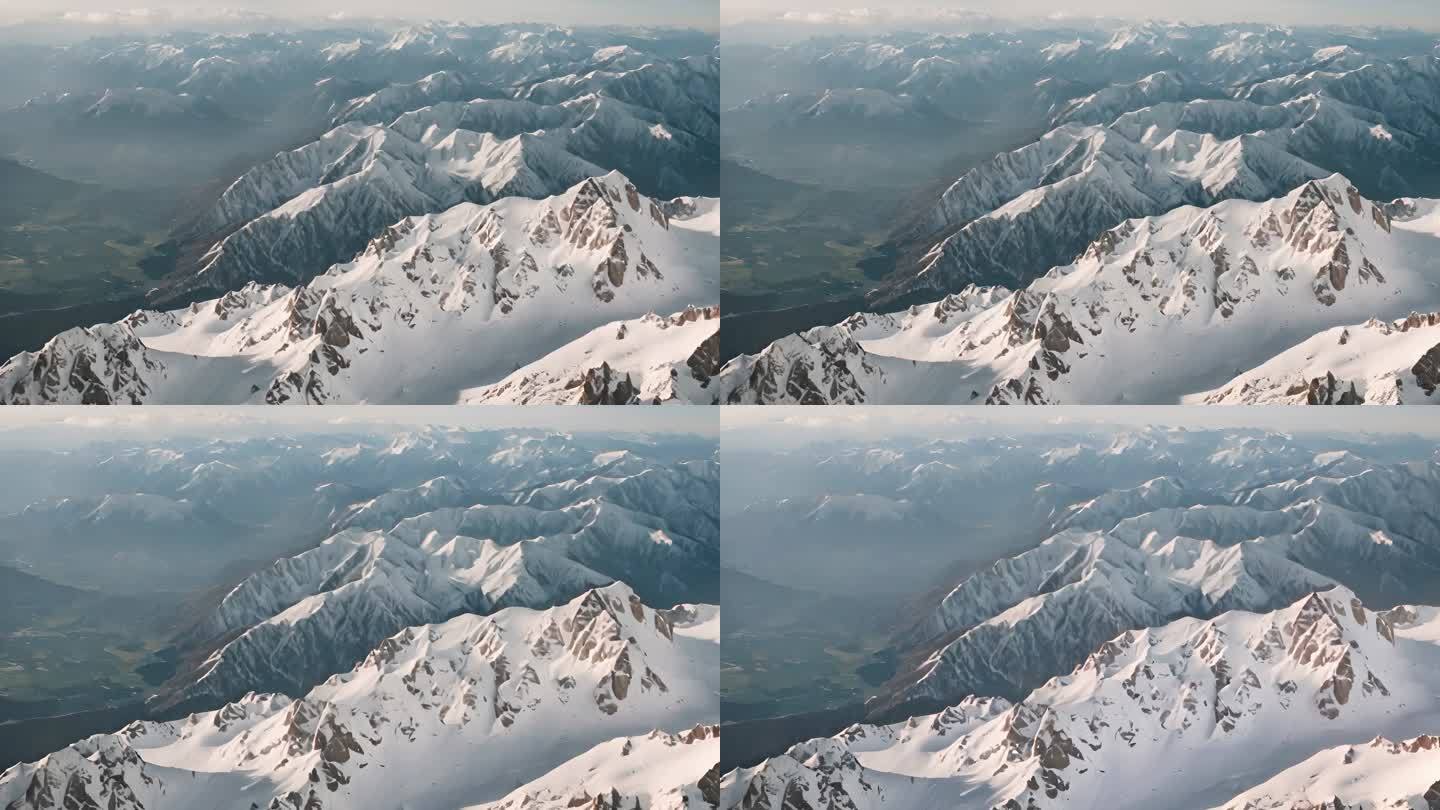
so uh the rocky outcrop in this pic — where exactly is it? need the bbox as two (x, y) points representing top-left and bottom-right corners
(1412, 340), (1440, 396)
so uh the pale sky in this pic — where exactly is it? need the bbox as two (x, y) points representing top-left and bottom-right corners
(0, 1), (718, 28)
(722, 406), (1440, 446)
(722, 0), (1440, 30)
(0, 406), (717, 444)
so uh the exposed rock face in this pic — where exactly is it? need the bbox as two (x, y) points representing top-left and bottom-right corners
(723, 324), (885, 405)
(1413, 341), (1440, 396)
(686, 330), (720, 383)
(698, 761), (722, 808)
(580, 363), (641, 404)
(1301, 371), (1365, 404)
(0, 323), (160, 404)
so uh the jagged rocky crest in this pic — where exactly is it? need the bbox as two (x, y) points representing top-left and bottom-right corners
(0, 173), (718, 405)
(723, 588), (1437, 810)
(721, 177), (1440, 405)
(0, 584), (719, 810)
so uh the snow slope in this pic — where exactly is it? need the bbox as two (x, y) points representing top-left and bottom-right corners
(461, 305), (721, 404)
(466, 724), (719, 810)
(1212, 732), (1440, 809)
(1196, 311), (1440, 404)
(883, 458), (1440, 713)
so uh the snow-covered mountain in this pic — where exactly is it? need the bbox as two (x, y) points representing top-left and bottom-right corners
(148, 46), (718, 300)
(328, 475), (476, 532)
(723, 587), (1440, 810)
(871, 453), (1440, 711)
(1049, 70), (1224, 126)
(853, 50), (1440, 302)
(0, 24), (718, 398)
(14, 492), (200, 527)
(728, 429), (1429, 515)
(719, 176), (1440, 404)
(0, 584), (720, 810)
(13, 428), (720, 542)
(13, 85), (234, 126)
(153, 452), (718, 708)
(721, 429), (1440, 779)
(468, 723), (719, 810)
(0, 173), (719, 404)
(878, 55), (1440, 298)
(327, 70), (504, 126)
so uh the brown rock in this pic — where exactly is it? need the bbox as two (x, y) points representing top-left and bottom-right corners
(686, 332), (720, 384)
(1413, 342), (1440, 397)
